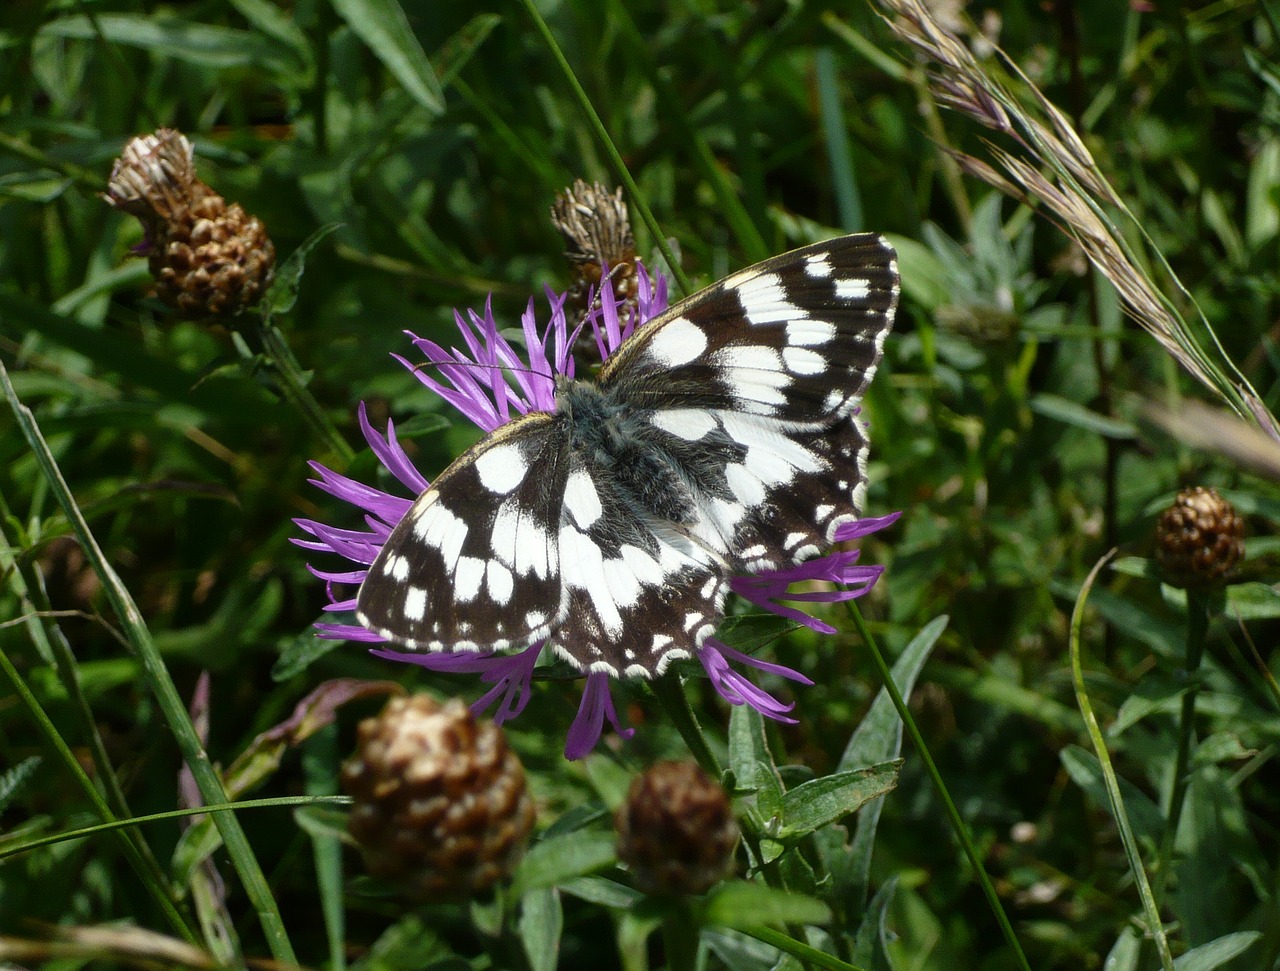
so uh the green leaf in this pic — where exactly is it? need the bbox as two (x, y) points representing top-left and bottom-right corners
(519, 888), (562, 971)
(779, 761), (901, 839)
(1030, 393), (1137, 439)
(850, 877), (898, 971)
(729, 704), (783, 820)
(263, 223), (343, 317)
(273, 629), (343, 682)
(40, 14), (299, 72)
(1225, 581), (1280, 620)
(1172, 931), (1262, 970)
(330, 0), (445, 114)
(703, 882), (830, 931)
(511, 831), (616, 895)
(883, 232), (951, 310)
(0, 756), (42, 815)
(1059, 746), (1165, 845)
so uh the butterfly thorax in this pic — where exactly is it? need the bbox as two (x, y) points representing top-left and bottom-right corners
(554, 377), (699, 527)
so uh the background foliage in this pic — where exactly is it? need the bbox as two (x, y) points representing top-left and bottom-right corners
(3, 1), (1280, 969)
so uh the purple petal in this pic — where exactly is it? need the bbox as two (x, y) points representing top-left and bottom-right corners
(697, 643), (799, 724)
(832, 511), (902, 542)
(565, 672), (634, 760)
(358, 402), (430, 496)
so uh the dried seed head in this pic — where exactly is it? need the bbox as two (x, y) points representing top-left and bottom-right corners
(341, 695), (537, 899)
(551, 180), (638, 362)
(615, 761), (738, 896)
(1155, 487), (1244, 589)
(105, 129), (275, 318)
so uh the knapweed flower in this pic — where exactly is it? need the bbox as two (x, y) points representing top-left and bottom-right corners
(296, 265), (896, 760)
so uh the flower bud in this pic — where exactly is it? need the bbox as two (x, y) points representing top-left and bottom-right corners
(551, 179), (638, 363)
(341, 695), (536, 899)
(1155, 486), (1244, 589)
(615, 760), (738, 895)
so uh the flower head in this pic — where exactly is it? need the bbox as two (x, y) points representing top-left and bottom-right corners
(105, 128), (275, 317)
(297, 265), (893, 758)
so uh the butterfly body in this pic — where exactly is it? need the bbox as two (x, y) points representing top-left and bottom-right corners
(357, 234), (899, 678)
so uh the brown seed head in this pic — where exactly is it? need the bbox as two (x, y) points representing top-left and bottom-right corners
(1155, 486), (1244, 589)
(105, 129), (275, 317)
(615, 760), (739, 896)
(341, 694), (537, 899)
(551, 180), (638, 362)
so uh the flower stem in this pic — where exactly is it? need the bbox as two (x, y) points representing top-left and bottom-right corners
(660, 899), (700, 971)
(651, 675), (722, 778)
(843, 601), (1032, 971)
(1154, 588), (1210, 905)
(256, 319), (355, 466)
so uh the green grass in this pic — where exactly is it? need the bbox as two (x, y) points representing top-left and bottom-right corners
(3, 1), (1280, 969)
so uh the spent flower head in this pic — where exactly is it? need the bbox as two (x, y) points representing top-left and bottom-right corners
(105, 128), (275, 317)
(297, 263), (894, 759)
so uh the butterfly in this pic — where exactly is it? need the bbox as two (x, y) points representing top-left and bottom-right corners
(357, 234), (899, 678)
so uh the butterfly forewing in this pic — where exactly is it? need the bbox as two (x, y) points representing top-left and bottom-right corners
(355, 233), (898, 677)
(357, 412), (569, 651)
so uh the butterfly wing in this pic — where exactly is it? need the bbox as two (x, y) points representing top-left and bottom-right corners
(357, 411), (569, 651)
(599, 234), (898, 575)
(550, 453), (726, 677)
(356, 234), (897, 675)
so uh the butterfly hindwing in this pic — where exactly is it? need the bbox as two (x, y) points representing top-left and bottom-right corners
(551, 454), (726, 676)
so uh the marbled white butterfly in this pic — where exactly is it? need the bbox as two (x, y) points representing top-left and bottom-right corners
(357, 234), (899, 678)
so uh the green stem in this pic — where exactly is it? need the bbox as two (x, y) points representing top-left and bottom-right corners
(843, 601), (1032, 971)
(0, 643), (196, 939)
(651, 675), (722, 778)
(660, 899), (699, 971)
(1, 363), (298, 966)
(0, 511), (188, 935)
(1069, 552), (1174, 971)
(1154, 588), (1210, 905)
(257, 320), (354, 466)
(515, 0), (692, 295)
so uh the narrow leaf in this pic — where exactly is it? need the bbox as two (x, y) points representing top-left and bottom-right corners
(331, 0), (445, 113)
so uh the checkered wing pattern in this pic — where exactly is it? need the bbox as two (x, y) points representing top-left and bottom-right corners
(357, 234), (899, 677)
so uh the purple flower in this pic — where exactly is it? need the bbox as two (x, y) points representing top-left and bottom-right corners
(296, 266), (893, 758)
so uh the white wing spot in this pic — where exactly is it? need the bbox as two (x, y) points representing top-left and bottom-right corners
(783, 346), (825, 375)
(525, 609), (547, 629)
(805, 253), (833, 277)
(454, 556), (485, 603)
(816, 504), (834, 519)
(683, 612), (703, 632)
(473, 443), (527, 494)
(784, 532), (808, 550)
(836, 277), (871, 301)
(403, 586), (427, 621)
(786, 319), (836, 347)
(409, 490), (439, 520)
(646, 317), (708, 367)
(725, 463), (766, 506)
(732, 271), (806, 325)
(649, 408), (717, 442)
(383, 554), (409, 580)
(486, 560), (514, 604)
(652, 633), (673, 652)
(565, 468), (603, 527)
